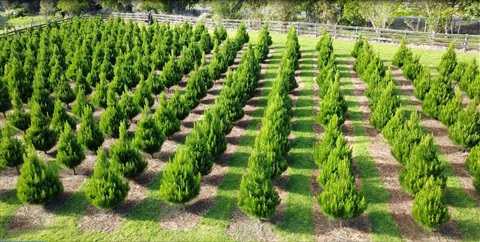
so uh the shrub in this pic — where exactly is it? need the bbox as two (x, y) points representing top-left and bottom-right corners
(0, 123), (26, 173)
(351, 34), (364, 58)
(159, 145), (201, 204)
(54, 74), (75, 108)
(16, 148), (63, 204)
(399, 134), (446, 196)
(318, 178), (367, 220)
(31, 69), (54, 117)
(382, 106), (407, 143)
(24, 101), (58, 153)
(154, 93), (180, 137)
(448, 100), (480, 149)
(238, 151), (280, 219)
(0, 77), (12, 117)
(56, 123), (85, 175)
(412, 178), (450, 229)
(466, 145), (480, 176)
(145, 69), (165, 98)
(119, 87), (141, 120)
(51, 99), (76, 134)
(78, 105), (104, 152)
(313, 115), (343, 166)
(452, 61), (467, 83)
(438, 90), (462, 126)
(7, 90), (30, 133)
(459, 59), (479, 96)
(468, 74), (480, 99)
(71, 88), (91, 117)
(402, 55), (422, 81)
(168, 86), (191, 120)
(99, 88), (126, 138)
(184, 126), (214, 176)
(86, 148), (129, 209)
(422, 75), (454, 119)
(413, 66), (431, 100)
(90, 75), (108, 109)
(134, 103), (164, 158)
(133, 76), (154, 109)
(391, 111), (423, 164)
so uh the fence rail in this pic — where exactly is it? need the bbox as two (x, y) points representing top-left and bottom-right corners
(112, 12), (480, 51)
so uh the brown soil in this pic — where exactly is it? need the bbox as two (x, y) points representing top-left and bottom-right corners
(0, 167), (19, 199)
(7, 205), (54, 231)
(227, 208), (280, 242)
(391, 67), (480, 206)
(347, 61), (461, 241)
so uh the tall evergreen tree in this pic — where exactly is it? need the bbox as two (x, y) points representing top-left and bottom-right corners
(86, 148), (129, 209)
(16, 148), (63, 204)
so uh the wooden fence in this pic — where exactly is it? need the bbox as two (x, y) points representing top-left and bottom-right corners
(112, 12), (480, 51)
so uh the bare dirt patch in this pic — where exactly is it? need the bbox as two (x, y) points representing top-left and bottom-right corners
(7, 205), (54, 231)
(391, 67), (480, 205)
(348, 61), (461, 241)
(227, 208), (280, 242)
(0, 167), (19, 198)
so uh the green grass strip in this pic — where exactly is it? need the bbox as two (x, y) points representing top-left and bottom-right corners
(334, 47), (403, 241)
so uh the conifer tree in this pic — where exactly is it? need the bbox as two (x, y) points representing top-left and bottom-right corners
(0, 123), (26, 173)
(56, 123), (85, 175)
(438, 41), (457, 77)
(16, 148), (63, 204)
(413, 66), (431, 100)
(54, 74), (76, 108)
(24, 101), (58, 153)
(184, 125), (214, 176)
(351, 34), (364, 58)
(78, 105), (104, 152)
(392, 37), (413, 68)
(133, 76), (154, 109)
(237, 151), (280, 219)
(90, 74), (109, 109)
(313, 115), (343, 166)
(145, 69), (164, 98)
(119, 87), (141, 120)
(466, 145), (480, 176)
(448, 100), (480, 149)
(134, 102), (164, 158)
(0, 77), (12, 118)
(382, 107), (407, 143)
(399, 134), (446, 195)
(31, 69), (54, 117)
(5, 53), (32, 103)
(99, 88), (126, 138)
(159, 145), (201, 204)
(391, 111), (423, 164)
(51, 99), (76, 134)
(317, 79), (347, 126)
(109, 122), (147, 178)
(154, 93), (180, 137)
(402, 55), (423, 82)
(412, 178), (450, 229)
(318, 178), (367, 220)
(459, 59), (479, 97)
(168, 86), (190, 120)
(438, 90), (462, 126)
(422, 75), (454, 119)
(86, 148), (129, 209)
(370, 81), (400, 131)
(7, 90), (30, 134)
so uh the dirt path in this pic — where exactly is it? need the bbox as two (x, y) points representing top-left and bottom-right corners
(310, 55), (370, 242)
(392, 67), (480, 206)
(346, 61), (461, 241)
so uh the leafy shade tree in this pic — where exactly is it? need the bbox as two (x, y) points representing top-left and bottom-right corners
(370, 81), (400, 131)
(412, 178), (450, 229)
(438, 41), (457, 77)
(237, 151), (280, 219)
(7, 90), (30, 134)
(448, 100), (480, 150)
(154, 93), (180, 137)
(109, 122), (147, 178)
(56, 123), (85, 175)
(399, 134), (446, 196)
(78, 105), (104, 152)
(159, 145), (201, 204)
(57, 0), (90, 15)
(16, 148), (63, 204)
(24, 101), (58, 153)
(134, 103), (164, 158)
(0, 78), (12, 118)
(0, 123), (26, 173)
(86, 148), (129, 209)
(316, 79), (347, 126)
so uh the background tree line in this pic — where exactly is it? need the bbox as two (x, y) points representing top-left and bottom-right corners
(1, 0), (480, 33)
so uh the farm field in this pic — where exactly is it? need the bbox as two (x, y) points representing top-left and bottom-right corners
(0, 16), (479, 241)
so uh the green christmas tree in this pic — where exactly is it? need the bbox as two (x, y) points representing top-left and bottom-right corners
(466, 145), (480, 176)
(317, 79), (348, 126)
(78, 105), (104, 152)
(422, 75), (454, 119)
(51, 99), (77, 134)
(133, 76), (154, 109)
(392, 37), (413, 68)
(31, 69), (54, 117)
(71, 88), (91, 117)
(0, 123), (26, 173)
(448, 100), (480, 149)
(86, 148), (129, 209)
(119, 87), (141, 120)
(16, 147), (63, 204)
(413, 66), (431, 100)
(318, 178), (367, 220)
(438, 90), (462, 126)
(237, 151), (280, 219)
(54, 74), (75, 108)
(24, 101), (58, 153)
(0, 77), (12, 118)
(399, 134), (446, 196)
(134, 102), (164, 158)
(109, 122), (147, 178)
(154, 93), (181, 137)
(412, 178), (450, 229)
(159, 145), (201, 204)
(370, 81), (400, 131)
(99, 88), (126, 138)
(90, 74), (109, 109)
(7, 89), (30, 133)
(56, 122), (85, 174)
(438, 41), (457, 77)
(382, 107), (407, 144)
